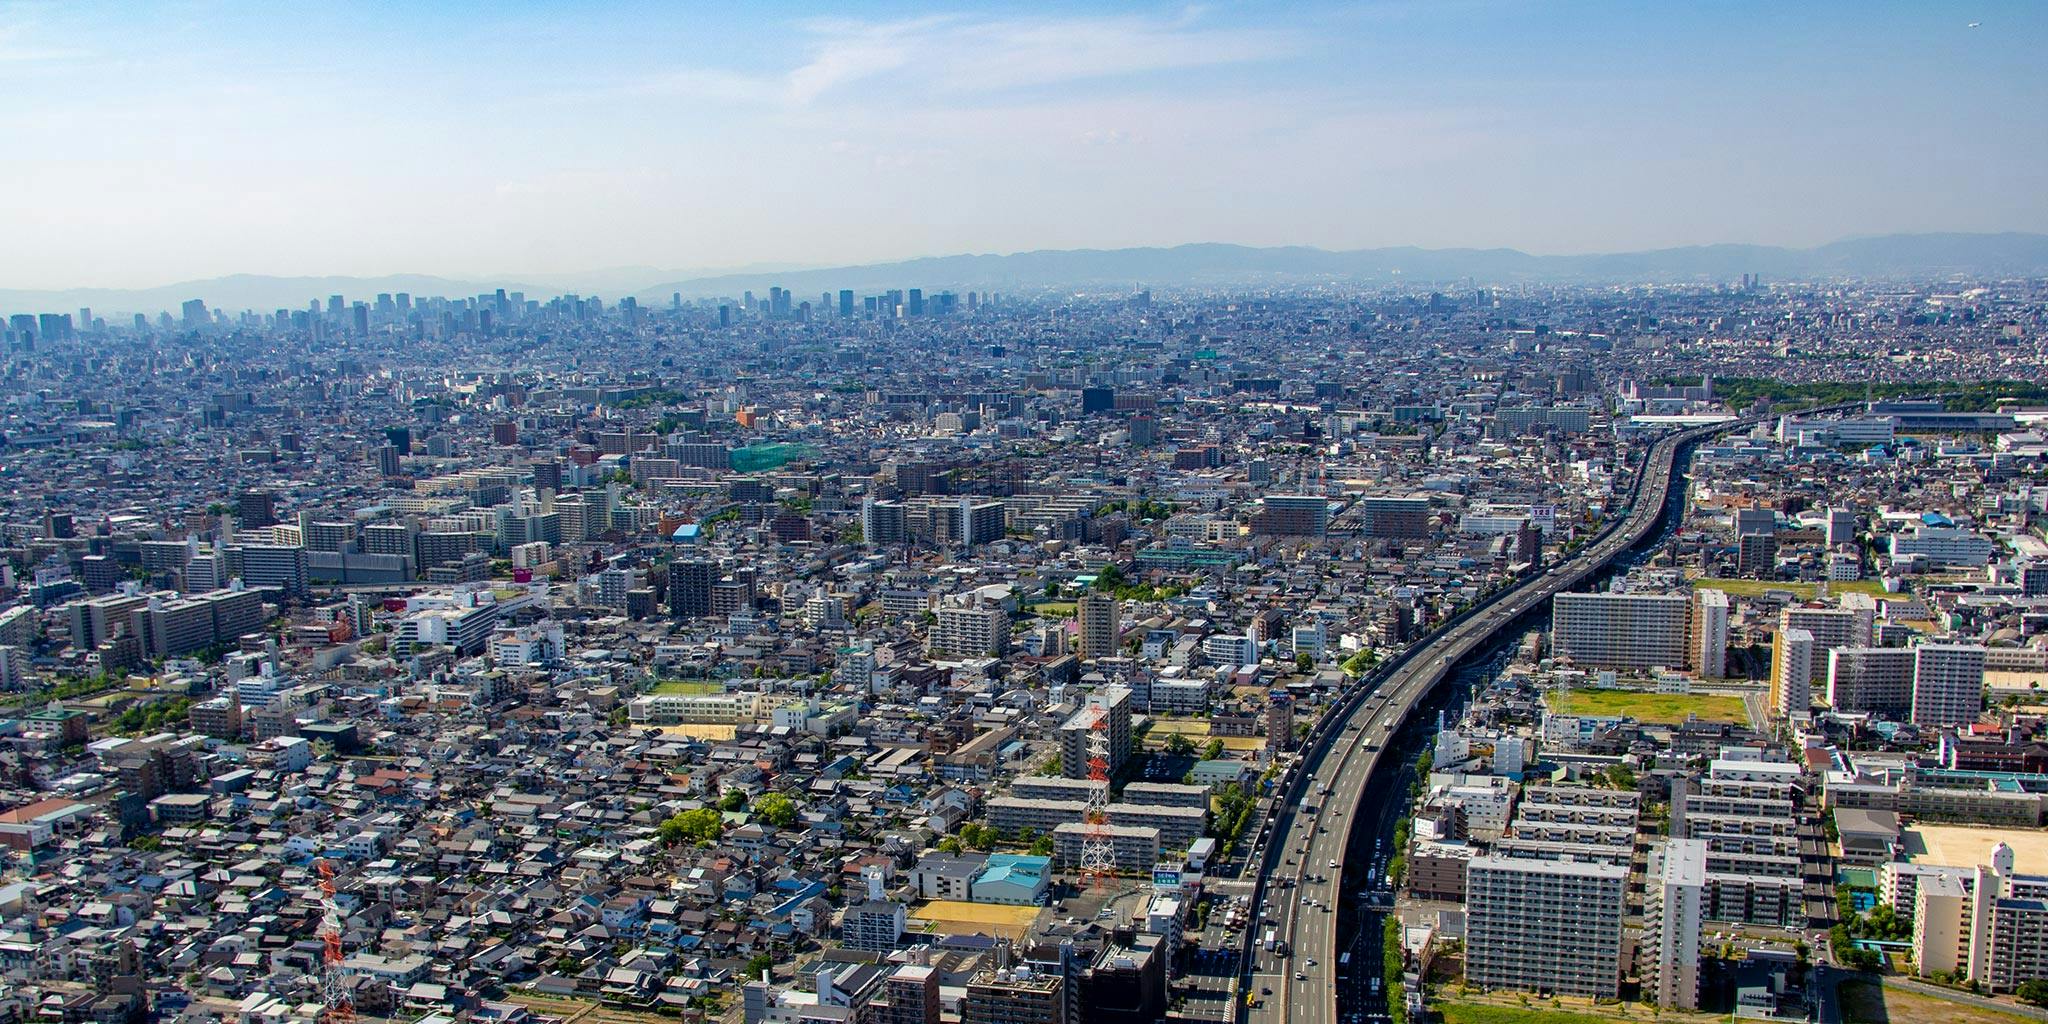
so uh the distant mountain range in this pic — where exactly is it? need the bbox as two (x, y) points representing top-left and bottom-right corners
(631, 233), (2048, 301)
(6, 233), (2045, 315)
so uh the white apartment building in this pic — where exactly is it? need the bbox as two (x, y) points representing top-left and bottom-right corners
(1551, 592), (1690, 672)
(1890, 527), (1996, 568)
(1465, 854), (1628, 999)
(1644, 838), (1707, 1010)
(1912, 643), (1987, 728)
(1694, 589), (1729, 679)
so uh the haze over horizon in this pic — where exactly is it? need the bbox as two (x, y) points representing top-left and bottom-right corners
(5, 0), (2047, 290)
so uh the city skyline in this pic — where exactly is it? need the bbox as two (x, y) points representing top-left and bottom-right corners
(4, 1), (2046, 289)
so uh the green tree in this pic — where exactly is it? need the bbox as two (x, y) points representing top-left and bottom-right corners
(658, 808), (725, 846)
(2016, 980), (2048, 1008)
(719, 790), (748, 812)
(959, 823), (994, 850)
(1164, 732), (1197, 756)
(745, 953), (776, 982)
(755, 792), (798, 828)
(1202, 738), (1226, 761)
(936, 837), (964, 855)
(1029, 834), (1055, 857)
(1383, 916), (1407, 1024)
(1295, 652), (1315, 672)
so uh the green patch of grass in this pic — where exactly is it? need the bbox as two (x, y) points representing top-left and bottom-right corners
(1828, 579), (1906, 599)
(1695, 577), (1907, 601)
(649, 680), (725, 695)
(1695, 578), (1819, 599)
(1550, 688), (1748, 725)
(1438, 1005), (1627, 1024)
(1028, 601), (1076, 617)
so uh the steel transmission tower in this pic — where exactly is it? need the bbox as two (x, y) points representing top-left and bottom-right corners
(316, 859), (354, 1024)
(1078, 708), (1117, 888)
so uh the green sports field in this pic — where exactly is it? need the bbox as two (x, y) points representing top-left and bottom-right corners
(1693, 577), (1901, 601)
(1549, 688), (1748, 724)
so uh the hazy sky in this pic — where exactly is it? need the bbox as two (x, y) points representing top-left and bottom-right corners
(4, 0), (2045, 288)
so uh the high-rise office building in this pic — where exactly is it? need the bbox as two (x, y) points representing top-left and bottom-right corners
(531, 459), (563, 493)
(237, 489), (278, 528)
(1076, 592), (1120, 660)
(669, 559), (714, 620)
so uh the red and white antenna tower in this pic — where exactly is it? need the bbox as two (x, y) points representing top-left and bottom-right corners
(316, 859), (354, 1024)
(1078, 707), (1117, 889)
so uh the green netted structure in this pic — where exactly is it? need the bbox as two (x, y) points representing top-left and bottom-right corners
(730, 443), (819, 473)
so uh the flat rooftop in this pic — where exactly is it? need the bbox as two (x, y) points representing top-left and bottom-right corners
(1901, 823), (2048, 873)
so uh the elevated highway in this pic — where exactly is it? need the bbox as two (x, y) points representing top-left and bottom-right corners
(1238, 417), (1750, 1024)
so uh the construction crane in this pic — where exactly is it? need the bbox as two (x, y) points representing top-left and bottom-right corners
(316, 859), (354, 1024)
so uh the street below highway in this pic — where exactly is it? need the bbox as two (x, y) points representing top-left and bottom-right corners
(1238, 418), (1747, 1024)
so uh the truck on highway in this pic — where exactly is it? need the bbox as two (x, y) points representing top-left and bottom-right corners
(1263, 927), (1276, 952)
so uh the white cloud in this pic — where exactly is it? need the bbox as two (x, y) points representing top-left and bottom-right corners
(0, 21), (91, 63)
(634, 8), (1302, 111)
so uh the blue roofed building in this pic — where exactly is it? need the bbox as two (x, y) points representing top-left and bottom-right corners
(971, 853), (1051, 905)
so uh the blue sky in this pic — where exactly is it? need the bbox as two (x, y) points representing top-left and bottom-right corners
(3, 0), (2044, 287)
